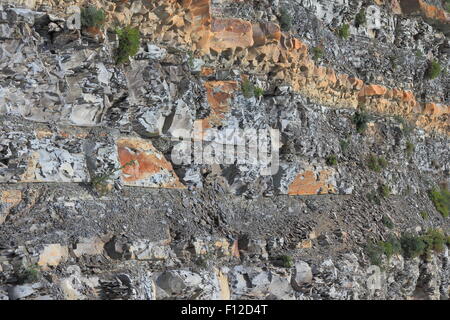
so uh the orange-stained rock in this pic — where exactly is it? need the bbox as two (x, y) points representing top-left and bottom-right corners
(1, 190), (22, 205)
(0, 190), (22, 225)
(402, 90), (415, 103)
(288, 170), (336, 196)
(73, 0), (448, 135)
(326, 68), (337, 84)
(210, 18), (254, 52)
(348, 77), (364, 90)
(359, 84), (388, 96)
(390, 0), (403, 15)
(38, 244), (69, 270)
(117, 137), (185, 189)
(184, 0), (212, 53)
(204, 80), (238, 126)
(313, 65), (327, 81)
(399, 0), (449, 23)
(392, 88), (404, 99)
(200, 67), (215, 76)
(252, 22), (281, 47)
(424, 103), (447, 118)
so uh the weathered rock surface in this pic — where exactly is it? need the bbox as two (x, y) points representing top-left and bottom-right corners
(0, 0), (448, 301)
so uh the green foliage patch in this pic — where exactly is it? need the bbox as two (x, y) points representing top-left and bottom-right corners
(81, 6), (106, 28)
(115, 27), (141, 65)
(428, 187), (450, 218)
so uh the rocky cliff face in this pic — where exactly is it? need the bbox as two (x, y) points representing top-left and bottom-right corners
(0, 0), (449, 300)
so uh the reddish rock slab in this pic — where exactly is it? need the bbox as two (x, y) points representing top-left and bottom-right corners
(288, 169), (336, 196)
(117, 137), (185, 189)
(210, 18), (254, 52)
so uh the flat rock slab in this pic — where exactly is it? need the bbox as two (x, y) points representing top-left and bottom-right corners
(117, 137), (185, 189)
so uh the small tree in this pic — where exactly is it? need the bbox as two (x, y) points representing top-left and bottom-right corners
(81, 6), (106, 29)
(355, 9), (366, 27)
(115, 27), (141, 65)
(338, 24), (350, 39)
(279, 8), (292, 31)
(425, 60), (442, 79)
(400, 233), (426, 259)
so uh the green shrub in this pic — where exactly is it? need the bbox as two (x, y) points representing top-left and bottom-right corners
(366, 237), (401, 265)
(278, 255), (294, 268)
(241, 79), (254, 98)
(368, 155), (387, 172)
(16, 265), (41, 284)
(379, 184), (391, 198)
(425, 60), (442, 79)
(381, 215), (394, 229)
(400, 233), (426, 259)
(420, 211), (429, 220)
(380, 237), (402, 259)
(340, 139), (349, 153)
(115, 27), (141, 65)
(279, 8), (292, 31)
(378, 156), (387, 168)
(241, 80), (264, 98)
(326, 154), (338, 166)
(355, 9), (366, 27)
(312, 46), (324, 60)
(254, 86), (264, 97)
(421, 229), (446, 253)
(368, 155), (381, 172)
(428, 187), (450, 218)
(338, 24), (350, 39)
(366, 242), (384, 266)
(406, 141), (415, 155)
(352, 109), (369, 133)
(446, 0), (450, 12)
(81, 6), (106, 28)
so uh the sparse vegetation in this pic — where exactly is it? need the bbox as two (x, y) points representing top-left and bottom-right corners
(338, 24), (350, 39)
(16, 265), (41, 284)
(367, 230), (449, 266)
(81, 6), (106, 29)
(241, 79), (264, 98)
(340, 139), (350, 153)
(241, 79), (254, 98)
(421, 229), (446, 253)
(352, 108), (369, 133)
(406, 141), (415, 155)
(277, 255), (294, 268)
(92, 160), (136, 195)
(425, 59), (442, 80)
(312, 46), (324, 61)
(115, 27), (141, 64)
(326, 154), (338, 166)
(400, 233), (426, 259)
(254, 86), (265, 98)
(366, 237), (401, 265)
(355, 9), (366, 27)
(394, 115), (413, 136)
(428, 187), (450, 218)
(420, 211), (429, 220)
(368, 155), (387, 172)
(381, 215), (394, 229)
(445, 0), (450, 12)
(379, 184), (391, 198)
(279, 8), (292, 31)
